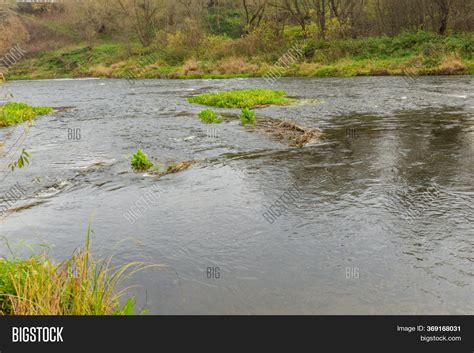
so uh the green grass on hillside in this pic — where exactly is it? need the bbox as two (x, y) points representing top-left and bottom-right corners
(5, 31), (473, 80)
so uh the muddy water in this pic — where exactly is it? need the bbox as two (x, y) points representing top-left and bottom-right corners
(0, 76), (473, 314)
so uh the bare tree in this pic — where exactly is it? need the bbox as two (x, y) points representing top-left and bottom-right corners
(311, 0), (327, 38)
(270, 0), (311, 33)
(434, 0), (452, 34)
(116, 0), (162, 47)
(242, 0), (268, 32)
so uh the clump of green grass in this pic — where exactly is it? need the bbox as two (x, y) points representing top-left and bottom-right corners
(131, 149), (153, 171)
(0, 102), (53, 127)
(240, 108), (256, 126)
(0, 228), (147, 315)
(188, 89), (293, 108)
(198, 109), (222, 124)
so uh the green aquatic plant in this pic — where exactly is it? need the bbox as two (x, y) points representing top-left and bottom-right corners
(188, 89), (293, 108)
(240, 108), (256, 126)
(131, 149), (154, 171)
(198, 109), (222, 124)
(0, 102), (53, 127)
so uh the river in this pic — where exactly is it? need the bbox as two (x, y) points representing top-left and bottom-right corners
(0, 76), (473, 314)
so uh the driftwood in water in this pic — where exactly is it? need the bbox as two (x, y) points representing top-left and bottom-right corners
(253, 117), (322, 147)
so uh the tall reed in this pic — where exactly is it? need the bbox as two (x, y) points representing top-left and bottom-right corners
(0, 226), (150, 315)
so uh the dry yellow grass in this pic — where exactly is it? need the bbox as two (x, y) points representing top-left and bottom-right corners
(216, 57), (258, 75)
(160, 160), (196, 176)
(182, 59), (200, 75)
(432, 55), (467, 75)
(0, 12), (29, 56)
(255, 117), (322, 147)
(88, 65), (113, 77)
(295, 62), (322, 76)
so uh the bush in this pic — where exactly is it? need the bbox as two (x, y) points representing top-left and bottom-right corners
(205, 10), (243, 38)
(131, 149), (153, 171)
(458, 35), (474, 59)
(198, 109), (222, 124)
(204, 25), (286, 61)
(240, 108), (256, 126)
(162, 19), (204, 64)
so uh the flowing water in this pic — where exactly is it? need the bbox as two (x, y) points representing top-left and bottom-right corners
(0, 76), (473, 314)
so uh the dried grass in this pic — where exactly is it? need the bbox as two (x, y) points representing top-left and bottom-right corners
(255, 118), (322, 147)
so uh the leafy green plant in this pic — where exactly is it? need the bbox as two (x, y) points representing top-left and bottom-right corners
(8, 149), (30, 171)
(0, 103), (53, 127)
(131, 149), (153, 171)
(188, 89), (293, 108)
(113, 298), (137, 315)
(198, 109), (222, 124)
(240, 108), (256, 126)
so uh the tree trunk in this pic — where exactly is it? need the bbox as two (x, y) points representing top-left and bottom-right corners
(436, 0), (451, 35)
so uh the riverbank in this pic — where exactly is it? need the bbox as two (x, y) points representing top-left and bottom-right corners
(6, 31), (473, 80)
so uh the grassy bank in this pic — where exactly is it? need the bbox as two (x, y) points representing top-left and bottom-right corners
(6, 31), (473, 80)
(0, 230), (145, 315)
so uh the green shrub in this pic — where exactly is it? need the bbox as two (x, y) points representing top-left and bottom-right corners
(0, 102), (53, 127)
(205, 10), (243, 38)
(198, 109), (222, 124)
(459, 36), (474, 59)
(422, 42), (445, 66)
(188, 89), (293, 108)
(304, 31), (469, 62)
(131, 149), (153, 171)
(240, 108), (256, 126)
(161, 19), (205, 64)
